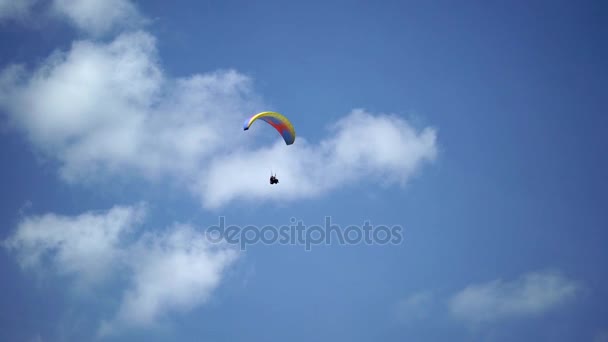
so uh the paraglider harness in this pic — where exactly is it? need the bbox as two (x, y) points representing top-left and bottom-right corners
(270, 173), (279, 185)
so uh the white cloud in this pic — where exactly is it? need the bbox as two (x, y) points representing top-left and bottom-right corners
(0, 0), (37, 21)
(448, 270), (580, 324)
(3, 204), (240, 332)
(395, 291), (434, 322)
(0, 30), (260, 185)
(0, 29), (437, 209)
(51, 0), (145, 36)
(0, 0), (143, 34)
(100, 224), (238, 335)
(3, 203), (145, 284)
(198, 109), (437, 209)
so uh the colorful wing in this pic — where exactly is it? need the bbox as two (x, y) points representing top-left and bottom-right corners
(243, 111), (296, 145)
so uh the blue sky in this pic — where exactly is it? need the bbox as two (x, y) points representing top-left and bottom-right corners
(0, 1), (607, 341)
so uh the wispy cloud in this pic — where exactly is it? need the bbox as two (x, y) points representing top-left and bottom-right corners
(448, 270), (580, 324)
(0, 0), (144, 35)
(394, 291), (435, 322)
(50, 0), (146, 36)
(3, 204), (239, 333)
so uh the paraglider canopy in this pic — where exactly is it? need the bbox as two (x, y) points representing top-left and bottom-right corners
(243, 111), (296, 145)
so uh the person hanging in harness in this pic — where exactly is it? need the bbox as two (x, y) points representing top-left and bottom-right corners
(270, 173), (279, 185)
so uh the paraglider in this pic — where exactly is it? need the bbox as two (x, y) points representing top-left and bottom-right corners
(243, 111), (295, 185)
